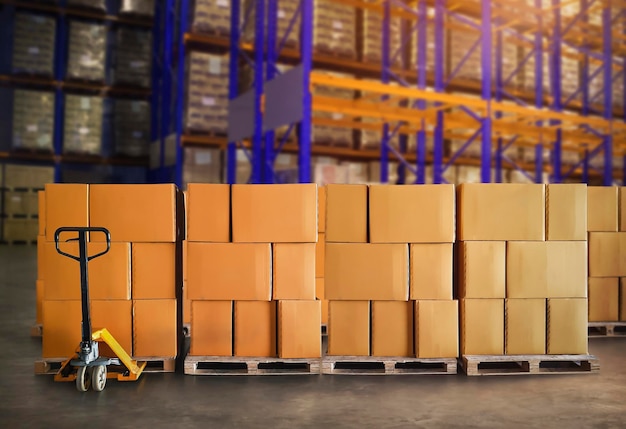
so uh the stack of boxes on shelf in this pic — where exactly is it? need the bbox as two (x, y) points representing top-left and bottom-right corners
(325, 184), (458, 360)
(312, 71), (355, 147)
(112, 27), (152, 88)
(39, 184), (183, 366)
(185, 52), (229, 134)
(313, 0), (356, 59)
(191, 0), (231, 35)
(12, 89), (55, 152)
(457, 184), (588, 357)
(63, 95), (104, 156)
(587, 187), (626, 324)
(183, 147), (222, 186)
(66, 21), (107, 82)
(12, 13), (56, 76)
(185, 184), (321, 361)
(112, 99), (151, 157)
(119, 0), (156, 17)
(360, 1), (402, 66)
(242, 0), (300, 49)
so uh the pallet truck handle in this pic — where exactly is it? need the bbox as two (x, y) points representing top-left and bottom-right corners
(54, 227), (111, 262)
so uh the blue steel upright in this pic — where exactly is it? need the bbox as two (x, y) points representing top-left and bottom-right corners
(265, 0), (278, 183)
(251, 0), (265, 184)
(173, 0), (189, 187)
(380, 1), (391, 184)
(298, 0), (313, 183)
(432, 0), (445, 184)
(602, 3), (613, 186)
(227, 0), (241, 184)
(534, 0), (544, 183)
(550, 0), (562, 183)
(480, 0), (492, 183)
(415, 0), (427, 184)
(52, 11), (67, 183)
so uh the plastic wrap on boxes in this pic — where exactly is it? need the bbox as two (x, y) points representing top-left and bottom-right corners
(183, 147), (222, 186)
(120, 0), (155, 17)
(67, 21), (106, 82)
(242, 0), (300, 49)
(185, 52), (229, 133)
(63, 95), (103, 155)
(362, 2), (402, 66)
(113, 28), (152, 88)
(113, 99), (150, 157)
(67, 0), (106, 11)
(312, 71), (355, 146)
(12, 90), (55, 151)
(191, 0), (231, 35)
(314, 0), (356, 59)
(12, 13), (56, 76)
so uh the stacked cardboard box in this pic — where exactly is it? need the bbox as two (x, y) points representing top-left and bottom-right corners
(183, 147), (222, 187)
(12, 89), (55, 152)
(186, 184), (321, 359)
(66, 21), (107, 82)
(587, 187), (626, 322)
(63, 95), (103, 155)
(120, 0), (155, 17)
(313, 0), (356, 59)
(458, 183), (588, 356)
(12, 13), (56, 76)
(361, 1), (402, 66)
(39, 184), (183, 363)
(408, 8), (438, 75)
(185, 52), (229, 134)
(242, 0), (300, 49)
(68, 0), (106, 10)
(312, 71), (355, 147)
(325, 184), (458, 359)
(112, 99), (150, 157)
(191, 0), (231, 35)
(112, 28), (152, 88)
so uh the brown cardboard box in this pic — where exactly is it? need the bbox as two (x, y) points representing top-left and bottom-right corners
(315, 233), (325, 278)
(191, 301), (232, 356)
(369, 184), (455, 243)
(621, 278), (626, 321)
(91, 300), (133, 356)
(132, 243), (176, 299)
(186, 184), (230, 242)
(231, 184), (317, 242)
(325, 184), (367, 243)
(186, 243), (271, 301)
(42, 241), (79, 300)
(235, 301), (276, 357)
(410, 243), (453, 300)
(547, 241), (587, 298)
(547, 298), (588, 355)
(415, 300), (459, 358)
(318, 186), (326, 233)
(278, 300), (321, 358)
(42, 300), (81, 358)
(38, 191), (46, 236)
(273, 243), (316, 300)
(546, 184), (587, 241)
(36, 280), (44, 324)
(458, 241), (506, 299)
(507, 242), (548, 298)
(44, 184), (89, 241)
(183, 282), (190, 325)
(371, 301), (413, 357)
(325, 243), (409, 301)
(315, 279), (328, 324)
(90, 184), (179, 242)
(461, 299), (504, 355)
(588, 233), (626, 277)
(37, 235), (44, 280)
(328, 301), (370, 356)
(587, 186), (618, 232)
(458, 184), (545, 241)
(133, 299), (177, 357)
(621, 188), (626, 232)
(505, 299), (546, 355)
(588, 278), (619, 322)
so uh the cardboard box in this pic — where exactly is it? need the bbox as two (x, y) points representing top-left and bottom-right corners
(546, 184), (587, 241)
(369, 184), (455, 243)
(186, 243), (271, 301)
(325, 184), (367, 243)
(588, 233), (626, 277)
(36, 280), (44, 324)
(461, 299), (504, 355)
(507, 242), (548, 298)
(133, 299), (177, 357)
(278, 300), (321, 358)
(587, 186), (618, 232)
(190, 301), (232, 356)
(38, 191), (46, 236)
(90, 184), (179, 242)
(458, 184), (545, 241)
(316, 279), (328, 324)
(318, 186), (326, 233)
(371, 301), (413, 357)
(235, 301), (276, 357)
(410, 243), (453, 300)
(415, 300), (459, 358)
(325, 243), (409, 301)
(232, 184), (317, 242)
(91, 300), (133, 357)
(547, 298), (588, 355)
(37, 235), (44, 280)
(328, 301), (370, 356)
(186, 184), (230, 242)
(42, 300), (81, 358)
(183, 282), (190, 325)
(546, 241), (587, 298)
(316, 233), (325, 278)
(621, 278), (626, 322)
(505, 299), (546, 355)
(132, 243), (176, 299)
(457, 241), (506, 299)
(44, 184), (89, 241)
(273, 243), (316, 300)
(588, 278), (619, 322)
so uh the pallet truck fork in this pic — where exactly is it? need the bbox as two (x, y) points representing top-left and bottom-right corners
(53, 227), (146, 392)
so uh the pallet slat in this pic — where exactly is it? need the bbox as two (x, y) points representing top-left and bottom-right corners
(588, 322), (626, 338)
(184, 356), (321, 375)
(321, 356), (457, 375)
(34, 357), (175, 375)
(460, 354), (600, 376)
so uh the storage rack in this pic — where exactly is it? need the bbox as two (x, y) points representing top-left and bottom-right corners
(0, 0), (154, 183)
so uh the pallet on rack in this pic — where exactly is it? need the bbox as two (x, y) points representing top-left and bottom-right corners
(34, 356), (176, 375)
(184, 356), (321, 375)
(0, 240), (38, 245)
(30, 324), (42, 338)
(1, 213), (38, 220)
(321, 356), (457, 375)
(460, 354), (600, 376)
(589, 322), (626, 338)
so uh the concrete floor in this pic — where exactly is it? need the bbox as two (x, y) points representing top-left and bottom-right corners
(1, 246), (625, 428)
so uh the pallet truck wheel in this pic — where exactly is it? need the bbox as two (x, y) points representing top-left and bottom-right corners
(92, 365), (107, 392)
(76, 366), (91, 392)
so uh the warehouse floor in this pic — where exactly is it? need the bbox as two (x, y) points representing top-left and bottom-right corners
(1, 246), (625, 428)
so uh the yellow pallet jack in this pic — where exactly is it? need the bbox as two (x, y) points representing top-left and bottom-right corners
(53, 227), (146, 392)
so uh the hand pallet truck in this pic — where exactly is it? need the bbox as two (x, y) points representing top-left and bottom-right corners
(53, 227), (146, 392)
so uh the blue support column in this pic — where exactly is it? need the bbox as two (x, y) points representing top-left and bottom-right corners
(298, 0), (313, 183)
(535, 0), (544, 184)
(265, 0), (278, 183)
(433, 0), (445, 184)
(250, 0), (265, 184)
(52, 12), (67, 182)
(416, 0), (427, 184)
(582, 148), (589, 183)
(602, 4), (613, 186)
(494, 21), (503, 183)
(380, 1), (391, 184)
(227, 0), (241, 184)
(535, 144), (543, 183)
(173, 0), (189, 187)
(623, 154), (626, 185)
(551, 0), (562, 183)
(159, 0), (175, 183)
(480, 0), (492, 183)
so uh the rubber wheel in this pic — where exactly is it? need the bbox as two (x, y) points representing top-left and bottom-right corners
(91, 365), (107, 392)
(76, 366), (91, 392)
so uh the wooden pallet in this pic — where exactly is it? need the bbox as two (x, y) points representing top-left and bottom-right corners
(321, 356), (457, 375)
(30, 324), (42, 338)
(313, 46), (357, 62)
(184, 356), (321, 375)
(34, 357), (175, 375)
(134, 357), (176, 373)
(1, 213), (38, 220)
(589, 322), (626, 337)
(460, 354), (600, 376)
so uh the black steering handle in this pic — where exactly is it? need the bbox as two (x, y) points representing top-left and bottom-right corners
(54, 227), (111, 262)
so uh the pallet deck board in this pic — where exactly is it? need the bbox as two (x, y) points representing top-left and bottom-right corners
(321, 356), (457, 375)
(34, 356), (175, 375)
(588, 322), (626, 337)
(184, 356), (321, 375)
(460, 354), (600, 376)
